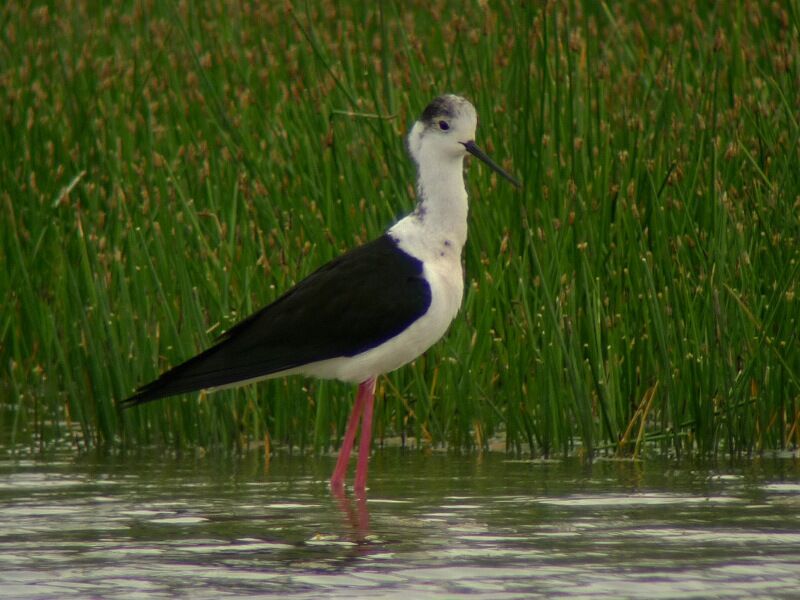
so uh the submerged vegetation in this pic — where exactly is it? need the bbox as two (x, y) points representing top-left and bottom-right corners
(1, 1), (798, 457)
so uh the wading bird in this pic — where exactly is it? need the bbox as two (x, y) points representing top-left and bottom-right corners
(121, 94), (520, 491)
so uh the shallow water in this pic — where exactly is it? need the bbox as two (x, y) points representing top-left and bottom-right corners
(1, 449), (799, 598)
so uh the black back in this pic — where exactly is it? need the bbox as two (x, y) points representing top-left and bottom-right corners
(121, 234), (431, 406)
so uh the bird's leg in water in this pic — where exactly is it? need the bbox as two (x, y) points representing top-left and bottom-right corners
(354, 378), (376, 491)
(330, 377), (375, 490)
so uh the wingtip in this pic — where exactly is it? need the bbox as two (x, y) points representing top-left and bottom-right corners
(117, 395), (143, 410)
(118, 391), (150, 410)
(118, 379), (170, 410)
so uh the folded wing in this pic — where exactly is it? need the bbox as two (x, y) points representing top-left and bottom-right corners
(121, 234), (431, 407)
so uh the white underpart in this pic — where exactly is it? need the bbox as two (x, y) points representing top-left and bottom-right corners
(297, 96), (478, 384)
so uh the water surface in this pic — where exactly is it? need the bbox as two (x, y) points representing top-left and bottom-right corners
(1, 449), (799, 598)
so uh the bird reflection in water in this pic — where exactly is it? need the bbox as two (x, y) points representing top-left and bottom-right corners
(331, 486), (370, 542)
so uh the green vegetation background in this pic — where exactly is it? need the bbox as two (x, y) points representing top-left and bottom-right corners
(2, 1), (798, 457)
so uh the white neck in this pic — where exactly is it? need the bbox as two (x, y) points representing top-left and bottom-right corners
(390, 146), (469, 255)
(416, 147), (469, 245)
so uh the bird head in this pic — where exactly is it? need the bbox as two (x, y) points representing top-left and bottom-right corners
(408, 95), (521, 189)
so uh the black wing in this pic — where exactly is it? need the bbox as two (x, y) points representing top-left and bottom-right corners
(120, 234), (431, 407)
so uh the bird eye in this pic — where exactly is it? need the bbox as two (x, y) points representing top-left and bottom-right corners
(438, 120), (450, 131)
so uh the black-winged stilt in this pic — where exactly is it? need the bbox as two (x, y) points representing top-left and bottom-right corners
(121, 94), (520, 491)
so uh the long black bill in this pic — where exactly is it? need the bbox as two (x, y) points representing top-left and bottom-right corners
(463, 140), (522, 189)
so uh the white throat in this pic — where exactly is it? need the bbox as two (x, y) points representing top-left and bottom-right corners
(389, 126), (469, 257)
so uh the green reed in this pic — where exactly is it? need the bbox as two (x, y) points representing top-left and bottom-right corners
(1, 1), (798, 457)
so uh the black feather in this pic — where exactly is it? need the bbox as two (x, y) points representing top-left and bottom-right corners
(421, 96), (455, 126)
(120, 234), (431, 408)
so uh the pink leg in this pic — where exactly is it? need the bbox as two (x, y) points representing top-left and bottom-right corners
(330, 379), (371, 489)
(354, 378), (376, 492)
